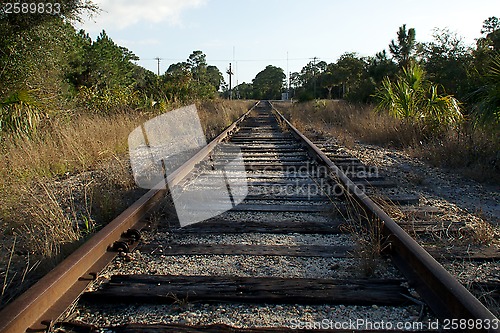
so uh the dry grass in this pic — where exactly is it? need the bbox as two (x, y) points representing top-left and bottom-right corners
(407, 129), (500, 183)
(0, 99), (253, 183)
(338, 192), (388, 277)
(464, 217), (498, 246)
(197, 100), (255, 140)
(0, 111), (144, 250)
(0, 114), (141, 180)
(276, 100), (418, 148)
(276, 100), (500, 184)
(0, 99), (251, 308)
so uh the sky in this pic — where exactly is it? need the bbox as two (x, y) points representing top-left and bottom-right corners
(77, 0), (499, 85)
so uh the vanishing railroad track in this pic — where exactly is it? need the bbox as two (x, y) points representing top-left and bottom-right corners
(0, 101), (498, 332)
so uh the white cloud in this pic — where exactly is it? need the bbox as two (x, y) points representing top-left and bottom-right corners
(81, 0), (207, 31)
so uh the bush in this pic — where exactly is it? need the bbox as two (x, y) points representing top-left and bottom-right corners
(76, 85), (140, 114)
(374, 63), (463, 134)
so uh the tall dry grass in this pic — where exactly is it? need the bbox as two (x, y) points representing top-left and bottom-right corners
(0, 99), (253, 252)
(0, 111), (149, 307)
(276, 100), (500, 183)
(277, 100), (422, 147)
(1, 114), (140, 180)
(197, 99), (254, 140)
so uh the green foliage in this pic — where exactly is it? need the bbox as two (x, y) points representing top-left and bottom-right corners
(161, 50), (223, 102)
(297, 90), (315, 103)
(252, 65), (285, 100)
(187, 50), (208, 82)
(0, 91), (43, 136)
(467, 17), (500, 129)
(1, 8), (499, 140)
(374, 63), (463, 132)
(287, 19), (498, 133)
(295, 60), (327, 99)
(481, 17), (500, 35)
(291, 52), (396, 103)
(472, 53), (500, 127)
(207, 65), (224, 91)
(480, 17), (500, 51)
(67, 30), (139, 91)
(76, 85), (139, 114)
(0, 6), (160, 123)
(0, 18), (79, 104)
(63, 29), (146, 113)
(368, 50), (398, 83)
(334, 53), (368, 101)
(425, 85), (463, 129)
(420, 28), (472, 99)
(389, 24), (417, 69)
(0, 2), (98, 126)
(234, 82), (253, 99)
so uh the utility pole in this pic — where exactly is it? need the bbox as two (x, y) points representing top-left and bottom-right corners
(289, 71), (292, 100)
(227, 63), (233, 100)
(155, 57), (162, 76)
(286, 51), (289, 100)
(312, 56), (318, 99)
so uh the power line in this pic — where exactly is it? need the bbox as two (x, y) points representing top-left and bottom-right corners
(140, 57), (327, 62)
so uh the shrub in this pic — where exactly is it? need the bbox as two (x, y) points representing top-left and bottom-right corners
(374, 63), (463, 133)
(76, 85), (140, 114)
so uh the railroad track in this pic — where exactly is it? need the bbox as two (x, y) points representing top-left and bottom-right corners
(0, 101), (498, 333)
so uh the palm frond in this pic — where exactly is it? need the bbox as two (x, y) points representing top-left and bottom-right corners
(0, 90), (43, 137)
(473, 53), (500, 126)
(373, 63), (463, 132)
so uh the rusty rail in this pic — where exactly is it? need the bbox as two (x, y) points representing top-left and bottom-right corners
(0, 102), (259, 333)
(270, 101), (499, 333)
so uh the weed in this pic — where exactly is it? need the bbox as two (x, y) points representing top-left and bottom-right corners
(1, 236), (16, 299)
(0, 90), (43, 137)
(167, 291), (192, 307)
(18, 181), (81, 259)
(466, 218), (497, 245)
(340, 192), (389, 277)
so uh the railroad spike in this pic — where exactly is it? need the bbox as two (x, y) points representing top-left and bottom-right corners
(123, 228), (142, 241)
(111, 241), (130, 253)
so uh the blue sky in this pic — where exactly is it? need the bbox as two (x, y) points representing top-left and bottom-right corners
(77, 0), (499, 85)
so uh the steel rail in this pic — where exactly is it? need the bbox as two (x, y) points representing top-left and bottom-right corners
(270, 101), (499, 333)
(0, 102), (259, 333)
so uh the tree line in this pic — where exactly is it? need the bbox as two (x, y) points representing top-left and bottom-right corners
(1, 3), (499, 135)
(236, 18), (500, 129)
(0, 2), (226, 136)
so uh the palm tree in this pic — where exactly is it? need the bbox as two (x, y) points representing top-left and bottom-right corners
(374, 63), (462, 131)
